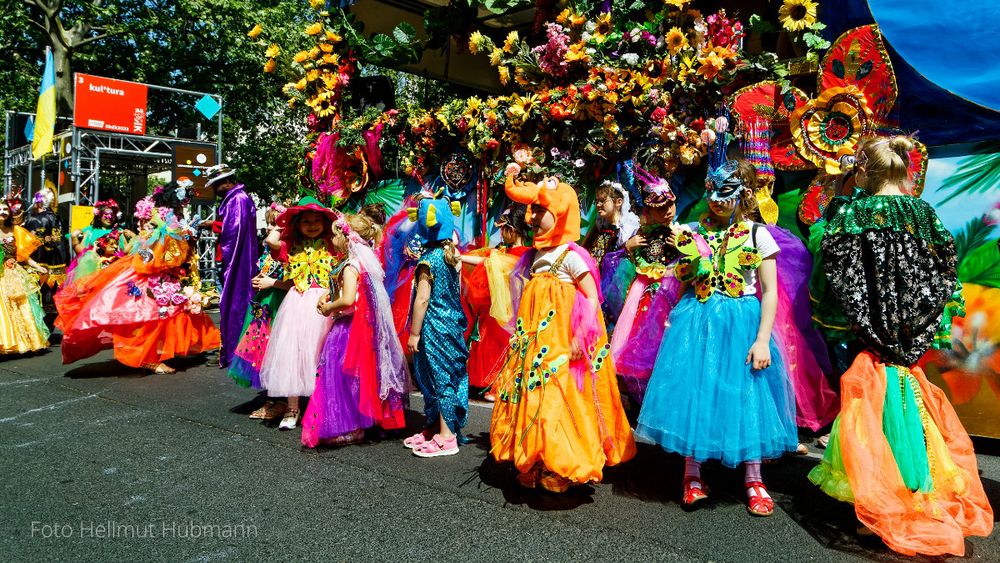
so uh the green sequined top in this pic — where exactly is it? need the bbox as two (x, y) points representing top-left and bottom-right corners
(824, 195), (952, 245)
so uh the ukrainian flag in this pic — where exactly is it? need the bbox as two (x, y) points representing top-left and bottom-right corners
(31, 48), (56, 160)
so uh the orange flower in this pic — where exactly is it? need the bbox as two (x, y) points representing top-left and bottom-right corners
(697, 50), (726, 81)
(263, 59), (276, 73)
(265, 44), (280, 58)
(305, 22), (323, 36)
(293, 50), (311, 63)
(247, 24), (263, 39)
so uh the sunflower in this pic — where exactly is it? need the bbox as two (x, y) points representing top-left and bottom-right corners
(503, 31), (519, 54)
(778, 0), (818, 33)
(498, 66), (510, 85)
(306, 69), (320, 83)
(265, 44), (280, 58)
(490, 48), (503, 66)
(247, 24), (263, 38)
(263, 59), (276, 73)
(508, 93), (539, 122)
(294, 78), (307, 92)
(305, 22), (323, 36)
(665, 27), (688, 54)
(592, 13), (613, 43)
(308, 90), (337, 118)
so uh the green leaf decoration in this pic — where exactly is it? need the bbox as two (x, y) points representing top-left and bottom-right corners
(958, 240), (1000, 288)
(939, 141), (1000, 204)
(954, 217), (996, 264)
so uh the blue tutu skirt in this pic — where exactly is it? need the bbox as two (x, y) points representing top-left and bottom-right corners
(636, 291), (798, 467)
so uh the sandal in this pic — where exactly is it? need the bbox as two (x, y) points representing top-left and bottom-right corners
(794, 443), (810, 455)
(682, 477), (709, 508)
(745, 481), (775, 517)
(278, 408), (300, 431)
(143, 363), (175, 374)
(250, 400), (276, 419)
(403, 429), (434, 449)
(817, 434), (830, 449)
(327, 429), (365, 446)
(516, 464), (542, 489)
(539, 470), (570, 494)
(412, 434), (459, 458)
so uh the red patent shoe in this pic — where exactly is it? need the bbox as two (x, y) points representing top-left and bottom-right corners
(682, 477), (708, 508)
(745, 481), (775, 517)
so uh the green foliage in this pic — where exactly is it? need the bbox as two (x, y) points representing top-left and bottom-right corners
(958, 240), (1000, 288)
(940, 141), (1000, 204)
(954, 217), (996, 264)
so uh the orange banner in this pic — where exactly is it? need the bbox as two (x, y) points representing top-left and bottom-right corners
(73, 74), (148, 135)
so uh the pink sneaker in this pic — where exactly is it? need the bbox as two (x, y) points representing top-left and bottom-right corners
(403, 429), (433, 449)
(412, 434), (459, 458)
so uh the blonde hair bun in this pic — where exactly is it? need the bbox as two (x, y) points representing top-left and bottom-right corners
(888, 136), (915, 159)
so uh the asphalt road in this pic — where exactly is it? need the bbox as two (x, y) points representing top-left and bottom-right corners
(2, 330), (998, 562)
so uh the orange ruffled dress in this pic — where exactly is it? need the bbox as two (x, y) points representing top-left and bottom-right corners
(809, 353), (993, 556)
(490, 246), (635, 484)
(56, 216), (220, 367)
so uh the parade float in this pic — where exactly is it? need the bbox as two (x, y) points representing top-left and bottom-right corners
(251, 0), (1000, 437)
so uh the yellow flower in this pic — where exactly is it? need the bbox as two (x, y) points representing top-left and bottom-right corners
(322, 53), (339, 65)
(592, 13), (613, 43)
(293, 50), (311, 63)
(666, 27), (688, 54)
(247, 24), (263, 38)
(305, 22), (323, 36)
(566, 42), (590, 63)
(326, 30), (342, 43)
(321, 72), (339, 89)
(556, 8), (571, 23)
(318, 42), (333, 53)
(508, 93), (539, 122)
(295, 78), (307, 91)
(503, 31), (519, 53)
(468, 31), (485, 54)
(490, 48), (503, 66)
(664, 0), (691, 8)
(570, 13), (587, 27)
(263, 59), (276, 73)
(697, 50), (726, 81)
(498, 66), (510, 85)
(309, 46), (321, 59)
(306, 69), (320, 82)
(778, 0), (818, 32)
(283, 82), (297, 95)
(288, 98), (297, 108)
(309, 0), (324, 8)
(265, 44), (280, 58)
(466, 97), (482, 113)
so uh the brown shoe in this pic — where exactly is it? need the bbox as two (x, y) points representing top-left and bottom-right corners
(539, 470), (570, 493)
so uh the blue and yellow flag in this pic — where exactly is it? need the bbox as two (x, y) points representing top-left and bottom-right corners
(31, 48), (56, 160)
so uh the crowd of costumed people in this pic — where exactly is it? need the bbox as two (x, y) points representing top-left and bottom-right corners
(3, 1), (996, 556)
(1, 139), (988, 556)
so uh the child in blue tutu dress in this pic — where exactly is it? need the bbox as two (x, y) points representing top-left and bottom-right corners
(636, 159), (797, 516)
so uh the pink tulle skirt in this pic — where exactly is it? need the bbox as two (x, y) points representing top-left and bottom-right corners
(258, 287), (333, 397)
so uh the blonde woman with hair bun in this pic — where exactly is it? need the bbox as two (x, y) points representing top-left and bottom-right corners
(809, 135), (993, 555)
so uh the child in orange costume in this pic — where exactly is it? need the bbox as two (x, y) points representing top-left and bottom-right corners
(490, 168), (635, 493)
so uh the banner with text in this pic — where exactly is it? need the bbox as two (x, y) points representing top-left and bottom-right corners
(73, 74), (148, 135)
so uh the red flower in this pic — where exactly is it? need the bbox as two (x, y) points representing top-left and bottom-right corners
(690, 118), (706, 131)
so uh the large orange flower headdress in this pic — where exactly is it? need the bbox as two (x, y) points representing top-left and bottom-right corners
(504, 174), (580, 249)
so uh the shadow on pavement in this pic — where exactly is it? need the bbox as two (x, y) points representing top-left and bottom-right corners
(476, 456), (596, 511)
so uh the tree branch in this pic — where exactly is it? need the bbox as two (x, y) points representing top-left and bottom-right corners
(75, 31), (116, 47)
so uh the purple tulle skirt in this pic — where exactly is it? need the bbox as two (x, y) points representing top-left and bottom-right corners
(302, 315), (372, 447)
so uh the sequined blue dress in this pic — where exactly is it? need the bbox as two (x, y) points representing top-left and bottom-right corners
(412, 246), (469, 438)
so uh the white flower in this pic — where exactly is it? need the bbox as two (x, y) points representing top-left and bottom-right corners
(621, 53), (640, 66)
(574, 158), (585, 168)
